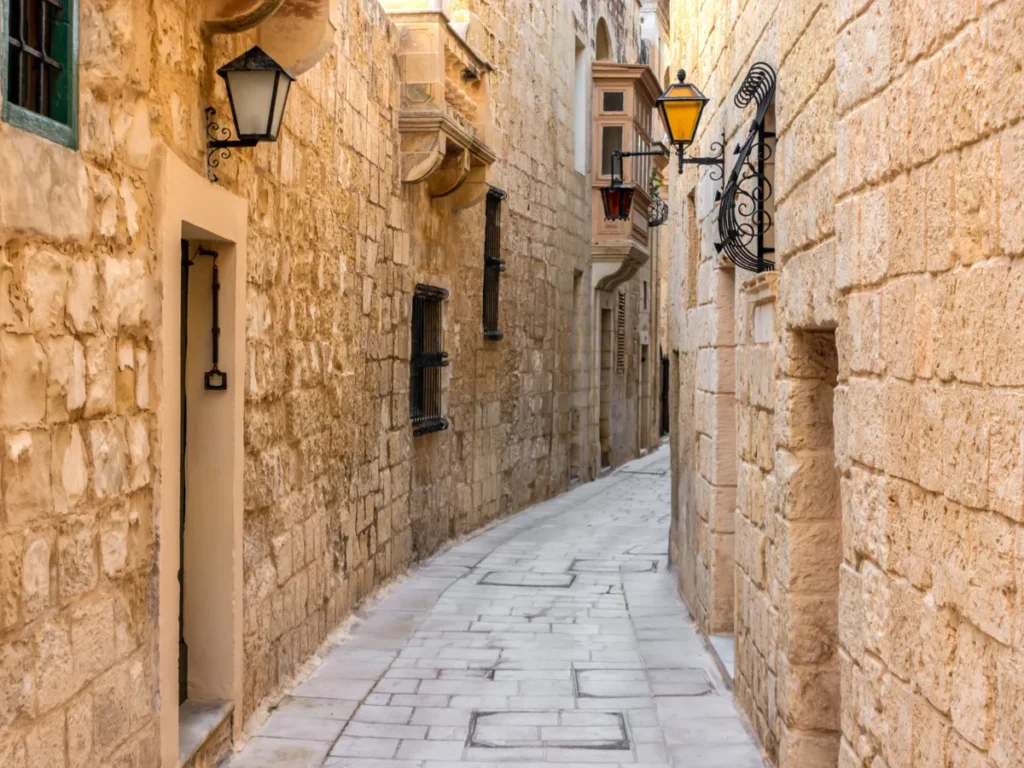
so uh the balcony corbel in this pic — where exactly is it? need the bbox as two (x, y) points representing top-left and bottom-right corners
(204, 0), (284, 32)
(446, 167), (493, 210)
(593, 243), (649, 293)
(204, 0), (336, 76)
(426, 145), (471, 197)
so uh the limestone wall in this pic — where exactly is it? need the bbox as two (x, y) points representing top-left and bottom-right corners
(668, 0), (1024, 766)
(0, 0), (164, 763)
(734, 273), (779, 752)
(0, 0), (656, 764)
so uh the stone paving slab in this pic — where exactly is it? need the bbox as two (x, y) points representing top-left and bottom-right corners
(226, 446), (764, 767)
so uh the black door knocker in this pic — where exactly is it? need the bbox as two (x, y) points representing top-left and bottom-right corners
(196, 247), (228, 391)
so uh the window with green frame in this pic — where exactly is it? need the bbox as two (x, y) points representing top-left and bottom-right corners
(2, 0), (78, 148)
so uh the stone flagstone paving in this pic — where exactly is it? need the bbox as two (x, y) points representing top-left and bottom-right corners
(227, 446), (764, 767)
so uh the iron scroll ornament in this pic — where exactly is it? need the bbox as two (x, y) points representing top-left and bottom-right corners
(206, 107), (257, 183)
(648, 186), (669, 228)
(715, 62), (777, 273)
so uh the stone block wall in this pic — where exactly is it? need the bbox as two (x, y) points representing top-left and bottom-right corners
(0, 0), (655, 764)
(831, 1), (1024, 765)
(668, 0), (1024, 766)
(0, 0), (165, 763)
(733, 273), (780, 755)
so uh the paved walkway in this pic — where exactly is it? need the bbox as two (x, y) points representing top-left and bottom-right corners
(227, 446), (764, 767)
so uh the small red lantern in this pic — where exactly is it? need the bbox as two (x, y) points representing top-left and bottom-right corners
(601, 179), (636, 221)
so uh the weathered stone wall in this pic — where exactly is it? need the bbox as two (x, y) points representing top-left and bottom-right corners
(0, 0), (656, 764)
(670, 0), (1024, 766)
(0, 0), (163, 763)
(733, 273), (778, 753)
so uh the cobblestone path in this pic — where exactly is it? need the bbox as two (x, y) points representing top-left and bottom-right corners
(227, 446), (764, 767)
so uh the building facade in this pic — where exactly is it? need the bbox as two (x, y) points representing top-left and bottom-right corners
(667, 0), (1024, 766)
(0, 0), (665, 765)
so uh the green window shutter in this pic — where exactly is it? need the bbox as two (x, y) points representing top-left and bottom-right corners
(1, 0), (79, 149)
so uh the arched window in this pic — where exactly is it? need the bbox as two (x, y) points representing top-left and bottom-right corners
(573, 36), (587, 173)
(596, 18), (613, 61)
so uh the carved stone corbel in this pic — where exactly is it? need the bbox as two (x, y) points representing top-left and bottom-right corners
(205, 0), (336, 76)
(257, 0), (337, 76)
(593, 244), (650, 293)
(204, 0), (285, 32)
(446, 167), (492, 210)
(400, 125), (448, 184)
(427, 146), (472, 198)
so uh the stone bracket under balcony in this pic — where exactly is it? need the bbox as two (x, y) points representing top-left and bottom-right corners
(203, 0), (337, 76)
(593, 243), (649, 293)
(384, 3), (497, 203)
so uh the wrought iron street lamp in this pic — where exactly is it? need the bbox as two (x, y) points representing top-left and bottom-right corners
(599, 146), (670, 222)
(601, 177), (636, 221)
(656, 70), (724, 175)
(205, 46), (296, 181)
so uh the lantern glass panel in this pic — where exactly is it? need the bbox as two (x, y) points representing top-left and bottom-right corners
(269, 75), (291, 139)
(657, 80), (708, 146)
(661, 99), (702, 145)
(226, 69), (278, 138)
(601, 184), (635, 221)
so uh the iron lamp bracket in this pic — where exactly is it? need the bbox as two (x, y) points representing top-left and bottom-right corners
(676, 138), (726, 184)
(206, 107), (257, 182)
(607, 145), (671, 187)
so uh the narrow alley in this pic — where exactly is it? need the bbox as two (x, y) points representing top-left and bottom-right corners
(225, 447), (763, 767)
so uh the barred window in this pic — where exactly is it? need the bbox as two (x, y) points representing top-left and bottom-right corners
(410, 284), (449, 436)
(616, 289), (626, 374)
(483, 186), (507, 340)
(2, 0), (78, 147)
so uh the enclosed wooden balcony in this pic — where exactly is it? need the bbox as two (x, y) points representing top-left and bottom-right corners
(591, 62), (665, 291)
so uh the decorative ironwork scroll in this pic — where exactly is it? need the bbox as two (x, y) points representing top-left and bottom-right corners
(648, 184), (669, 228)
(715, 62), (776, 273)
(205, 106), (257, 183)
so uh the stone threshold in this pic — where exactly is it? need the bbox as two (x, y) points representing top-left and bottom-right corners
(179, 698), (233, 768)
(707, 634), (736, 690)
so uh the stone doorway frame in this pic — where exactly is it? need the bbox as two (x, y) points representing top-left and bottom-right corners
(155, 148), (248, 764)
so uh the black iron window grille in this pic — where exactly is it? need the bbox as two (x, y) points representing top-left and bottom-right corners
(410, 284), (449, 436)
(616, 290), (626, 374)
(2, 0), (77, 147)
(483, 186), (507, 340)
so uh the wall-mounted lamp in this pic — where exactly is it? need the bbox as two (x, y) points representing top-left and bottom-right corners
(206, 46), (295, 182)
(599, 145), (670, 222)
(601, 177), (636, 222)
(656, 70), (725, 176)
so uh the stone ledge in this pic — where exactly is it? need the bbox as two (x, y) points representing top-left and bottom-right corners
(179, 698), (233, 768)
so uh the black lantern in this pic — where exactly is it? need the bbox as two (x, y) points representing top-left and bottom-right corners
(656, 69), (725, 176)
(218, 46), (294, 142)
(656, 70), (709, 151)
(601, 179), (636, 221)
(206, 46), (295, 181)
(599, 146), (669, 222)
